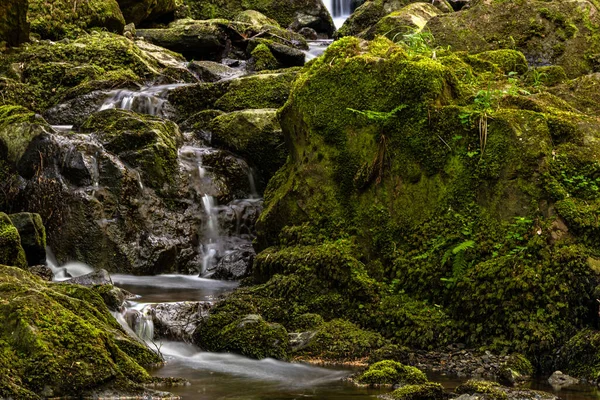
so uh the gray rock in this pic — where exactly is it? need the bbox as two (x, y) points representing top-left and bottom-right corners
(67, 269), (113, 286)
(150, 301), (212, 341)
(210, 244), (255, 280)
(29, 265), (53, 281)
(548, 371), (579, 388)
(188, 61), (241, 82)
(289, 331), (317, 351)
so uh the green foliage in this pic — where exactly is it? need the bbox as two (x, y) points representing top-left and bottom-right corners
(456, 380), (507, 400)
(357, 360), (427, 386)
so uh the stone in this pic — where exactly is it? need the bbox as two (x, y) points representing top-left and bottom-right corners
(209, 244), (255, 280)
(150, 301), (212, 341)
(0, 0), (29, 47)
(8, 212), (46, 266)
(548, 371), (579, 388)
(29, 264), (53, 281)
(298, 27), (319, 40)
(188, 61), (241, 82)
(289, 331), (317, 351)
(248, 39), (306, 68)
(67, 269), (113, 287)
(117, 0), (177, 26)
(0, 212), (27, 269)
(362, 2), (441, 40)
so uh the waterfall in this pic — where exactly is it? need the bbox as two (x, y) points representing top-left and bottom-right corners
(201, 194), (221, 275)
(323, 0), (354, 28)
(99, 84), (186, 117)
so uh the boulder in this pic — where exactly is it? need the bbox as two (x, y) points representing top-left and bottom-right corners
(382, 383), (445, 400)
(29, 264), (53, 281)
(209, 243), (255, 280)
(336, 0), (452, 38)
(150, 301), (212, 341)
(427, 0), (600, 78)
(27, 0), (125, 40)
(0, 0), (29, 47)
(0, 106), (51, 169)
(209, 109), (287, 185)
(67, 269), (113, 287)
(455, 380), (559, 400)
(0, 265), (163, 398)
(247, 39), (306, 68)
(182, 0), (335, 37)
(549, 73), (600, 115)
(548, 371), (578, 388)
(188, 60), (241, 82)
(117, 0), (176, 26)
(8, 212), (46, 266)
(0, 213), (27, 269)
(355, 360), (428, 386)
(362, 2), (442, 40)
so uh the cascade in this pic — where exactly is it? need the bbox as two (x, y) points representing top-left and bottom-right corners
(323, 0), (354, 28)
(99, 83), (186, 117)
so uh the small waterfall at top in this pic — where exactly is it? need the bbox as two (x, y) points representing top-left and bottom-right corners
(99, 83), (186, 117)
(201, 194), (220, 274)
(324, 0), (354, 28)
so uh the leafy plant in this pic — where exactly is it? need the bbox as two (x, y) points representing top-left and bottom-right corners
(459, 85), (500, 158)
(530, 69), (548, 88)
(393, 30), (435, 54)
(440, 240), (476, 288)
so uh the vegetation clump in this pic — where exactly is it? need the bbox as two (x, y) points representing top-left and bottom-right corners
(356, 360), (427, 386)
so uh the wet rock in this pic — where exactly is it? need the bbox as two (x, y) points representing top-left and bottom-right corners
(150, 301), (212, 341)
(456, 380), (559, 400)
(67, 269), (113, 287)
(298, 27), (318, 40)
(8, 212), (46, 266)
(549, 73), (600, 115)
(137, 20), (229, 60)
(248, 39), (306, 68)
(209, 108), (287, 185)
(209, 244), (255, 280)
(29, 264), (53, 281)
(27, 0), (125, 40)
(117, 0), (176, 26)
(381, 382), (445, 400)
(44, 91), (115, 126)
(0, 105), (51, 166)
(548, 371), (579, 388)
(0, 0), (29, 47)
(0, 212), (27, 268)
(188, 60), (241, 82)
(93, 284), (128, 311)
(354, 360), (428, 386)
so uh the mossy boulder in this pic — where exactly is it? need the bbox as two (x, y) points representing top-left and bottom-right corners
(356, 360), (427, 386)
(209, 108), (287, 186)
(498, 353), (533, 385)
(248, 39), (306, 69)
(250, 43), (281, 71)
(555, 329), (600, 381)
(0, 0), (29, 47)
(0, 265), (163, 398)
(0, 213), (27, 269)
(8, 213), (46, 266)
(0, 105), (50, 168)
(182, 0), (335, 36)
(117, 0), (176, 26)
(362, 2), (442, 40)
(28, 0), (125, 40)
(456, 380), (507, 400)
(337, 0), (451, 38)
(384, 383), (446, 400)
(427, 0), (600, 78)
(78, 109), (183, 189)
(195, 313), (289, 360)
(549, 73), (600, 115)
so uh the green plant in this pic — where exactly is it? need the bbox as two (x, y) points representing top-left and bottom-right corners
(459, 85), (500, 157)
(530, 69), (548, 88)
(394, 30), (435, 54)
(440, 240), (475, 288)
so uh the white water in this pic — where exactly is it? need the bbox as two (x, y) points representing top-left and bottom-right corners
(99, 84), (186, 117)
(323, 0), (353, 28)
(47, 248), (95, 281)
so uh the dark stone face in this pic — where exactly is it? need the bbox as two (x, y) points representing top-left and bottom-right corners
(0, 0), (30, 47)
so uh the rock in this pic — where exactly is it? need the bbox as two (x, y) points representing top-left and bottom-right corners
(0, 106), (51, 168)
(456, 380), (559, 400)
(188, 60), (241, 82)
(0, 265), (162, 398)
(209, 108), (287, 185)
(193, 313), (289, 360)
(298, 27), (318, 40)
(8, 212), (46, 266)
(249, 43), (281, 71)
(289, 331), (317, 351)
(78, 108), (183, 189)
(548, 371), (579, 388)
(67, 269), (113, 287)
(136, 20), (228, 61)
(498, 353), (533, 385)
(382, 383), (445, 400)
(183, 0), (335, 37)
(427, 0), (600, 78)
(44, 91), (122, 126)
(549, 73), (600, 115)
(0, 0), (29, 47)
(362, 2), (442, 40)
(355, 360), (428, 386)
(150, 301), (212, 341)
(337, 0), (452, 38)
(209, 244), (255, 280)
(0, 212), (27, 269)
(27, 0), (125, 40)
(234, 10), (279, 27)
(248, 39), (306, 68)
(117, 0), (176, 26)
(29, 264), (53, 281)
(92, 284), (128, 311)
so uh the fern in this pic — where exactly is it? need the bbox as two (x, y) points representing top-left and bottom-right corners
(441, 240), (475, 288)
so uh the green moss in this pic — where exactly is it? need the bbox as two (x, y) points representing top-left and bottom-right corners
(456, 380), (507, 400)
(499, 353), (533, 384)
(388, 383), (446, 400)
(251, 43), (280, 71)
(79, 109), (182, 189)
(0, 265), (160, 397)
(0, 213), (27, 269)
(28, 0), (125, 40)
(470, 50), (529, 75)
(357, 360), (427, 386)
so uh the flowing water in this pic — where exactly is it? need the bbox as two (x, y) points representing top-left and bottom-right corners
(323, 0), (354, 28)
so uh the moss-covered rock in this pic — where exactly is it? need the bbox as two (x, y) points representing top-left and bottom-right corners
(356, 359), (427, 386)
(0, 0), (29, 47)
(117, 0), (176, 26)
(499, 353), (533, 385)
(0, 265), (162, 398)
(362, 2), (441, 40)
(182, 0), (335, 36)
(78, 109), (183, 189)
(385, 382), (446, 400)
(427, 0), (600, 78)
(209, 108), (286, 186)
(337, 0), (451, 38)
(250, 43), (281, 71)
(455, 380), (507, 400)
(0, 213), (27, 269)
(28, 0), (125, 40)
(555, 329), (600, 381)
(0, 105), (50, 167)
(8, 213), (46, 267)
(549, 73), (600, 115)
